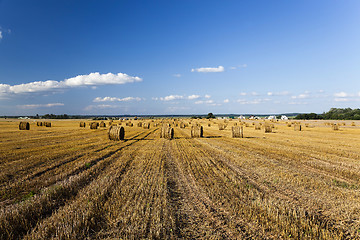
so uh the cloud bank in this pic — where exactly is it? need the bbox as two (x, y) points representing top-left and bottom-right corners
(93, 96), (142, 102)
(17, 103), (64, 109)
(0, 72), (142, 96)
(154, 94), (202, 101)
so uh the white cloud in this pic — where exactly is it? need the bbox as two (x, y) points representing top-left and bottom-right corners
(195, 100), (214, 104)
(191, 66), (224, 73)
(204, 94), (211, 99)
(160, 95), (184, 101)
(239, 92), (247, 96)
(239, 64), (247, 68)
(93, 96), (141, 102)
(267, 91), (290, 96)
(0, 72), (142, 96)
(223, 99), (229, 103)
(187, 94), (200, 100)
(173, 74), (181, 77)
(9, 80), (66, 94)
(251, 92), (259, 96)
(334, 92), (349, 98)
(155, 94), (202, 101)
(291, 93), (309, 99)
(17, 103), (64, 109)
(64, 72), (142, 86)
(163, 95), (183, 101)
(229, 66), (237, 70)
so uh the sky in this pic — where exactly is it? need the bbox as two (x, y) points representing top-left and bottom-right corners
(0, 0), (360, 115)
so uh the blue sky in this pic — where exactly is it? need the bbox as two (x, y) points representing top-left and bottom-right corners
(0, 0), (360, 115)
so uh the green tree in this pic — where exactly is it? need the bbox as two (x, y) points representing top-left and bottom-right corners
(206, 113), (215, 119)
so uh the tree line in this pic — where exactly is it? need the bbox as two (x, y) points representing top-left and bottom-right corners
(295, 108), (360, 120)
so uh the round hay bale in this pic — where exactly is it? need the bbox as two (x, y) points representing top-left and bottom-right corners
(351, 122), (356, 126)
(19, 122), (30, 130)
(160, 124), (174, 139)
(137, 122), (143, 127)
(180, 122), (186, 128)
(191, 125), (203, 138)
(44, 122), (51, 127)
(264, 124), (272, 133)
(232, 126), (243, 138)
(254, 124), (261, 130)
(80, 122), (86, 127)
(90, 122), (98, 129)
(36, 122), (43, 126)
(100, 121), (106, 128)
(143, 122), (150, 129)
(332, 124), (340, 131)
(108, 125), (125, 141)
(218, 123), (227, 130)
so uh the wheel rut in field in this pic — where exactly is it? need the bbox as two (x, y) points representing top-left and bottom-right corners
(165, 130), (252, 239)
(162, 141), (186, 239)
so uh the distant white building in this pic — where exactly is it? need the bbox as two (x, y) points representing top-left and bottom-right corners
(281, 115), (288, 120)
(238, 115), (246, 120)
(267, 115), (276, 120)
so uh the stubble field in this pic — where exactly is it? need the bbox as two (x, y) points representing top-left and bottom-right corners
(1, 118), (360, 239)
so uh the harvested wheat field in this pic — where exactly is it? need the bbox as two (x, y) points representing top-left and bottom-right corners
(1, 118), (360, 239)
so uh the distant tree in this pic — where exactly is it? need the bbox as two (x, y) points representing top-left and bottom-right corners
(206, 113), (215, 119)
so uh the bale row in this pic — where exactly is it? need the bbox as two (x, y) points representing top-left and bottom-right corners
(108, 125), (125, 141)
(36, 122), (51, 127)
(232, 126), (243, 138)
(160, 125), (174, 139)
(191, 125), (203, 138)
(19, 122), (30, 130)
